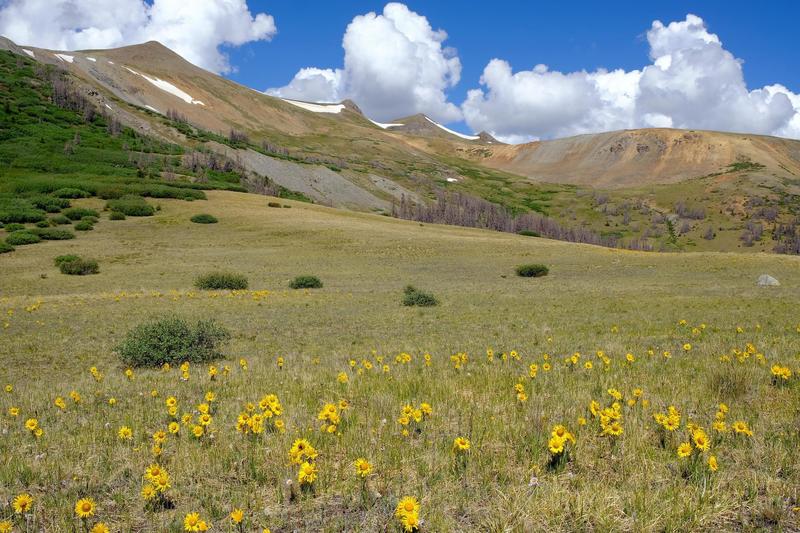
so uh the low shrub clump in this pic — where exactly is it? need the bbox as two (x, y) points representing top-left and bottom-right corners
(289, 275), (323, 289)
(4, 223), (26, 232)
(95, 186), (129, 200)
(0, 197), (45, 223)
(5, 230), (41, 245)
(402, 285), (438, 307)
(63, 207), (99, 221)
(50, 215), (71, 225)
(0, 241), (13, 253)
(515, 264), (549, 278)
(31, 228), (75, 240)
(109, 211), (126, 220)
(54, 254), (80, 266)
(74, 220), (94, 231)
(105, 195), (155, 217)
(191, 213), (218, 224)
(52, 187), (91, 199)
(195, 271), (248, 290)
(116, 316), (230, 367)
(268, 202), (282, 208)
(56, 255), (99, 275)
(30, 196), (70, 213)
(518, 229), (541, 237)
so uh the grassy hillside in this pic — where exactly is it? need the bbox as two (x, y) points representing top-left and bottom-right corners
(1, 191), (798, 530)
(0, 50), (307, 255)
(6, 42), (800, 254)
(0, 50), (231, 191)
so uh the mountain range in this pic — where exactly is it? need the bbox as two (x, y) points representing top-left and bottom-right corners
(2, 36), (799, 253)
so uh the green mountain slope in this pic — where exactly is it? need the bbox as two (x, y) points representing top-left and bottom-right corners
(2, 40), (800, 255)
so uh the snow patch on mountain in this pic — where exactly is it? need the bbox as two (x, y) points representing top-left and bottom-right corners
(424, 116), (479, 140)
(123, 66), (205, 105)
(281, 98), (344, 114)
(369, 119), (402, 129)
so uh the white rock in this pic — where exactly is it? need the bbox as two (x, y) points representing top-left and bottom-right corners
(757, 274), (779, 286)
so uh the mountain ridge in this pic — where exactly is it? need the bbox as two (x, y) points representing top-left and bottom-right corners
(480, 127), (800, 187)
(2, 36), (800, 254)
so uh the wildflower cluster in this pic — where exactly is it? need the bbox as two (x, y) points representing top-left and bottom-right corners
(397, 402), (432, 436)
(317, 400), (349, 434)
(395, 496), (421, 532)
(449, 352), (468, 369)
(289, 438), (319, 489)
(236, 394), (285, 436)
(653, 405), (682, 446)
(24, 417), (43, 438)
(589, 389), (626, 441)
(141, 463), (172, 508)
(514, 382), (527, 403)
(547, 424), (575, 469)
(184, 512), (210, 531)
(771, 363), (793, 384)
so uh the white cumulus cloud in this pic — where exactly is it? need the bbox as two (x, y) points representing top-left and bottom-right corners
(0, 0), (276, 74)
(462, 14), (800, 142)
(267, 2), (462, 123)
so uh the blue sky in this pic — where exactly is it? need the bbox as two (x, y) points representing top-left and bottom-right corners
(230, 1), (799, 108)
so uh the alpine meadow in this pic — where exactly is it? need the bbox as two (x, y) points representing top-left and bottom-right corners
(1, 2), (799, 532)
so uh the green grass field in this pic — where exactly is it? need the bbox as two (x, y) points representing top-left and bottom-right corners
(1, 191), (799, 531)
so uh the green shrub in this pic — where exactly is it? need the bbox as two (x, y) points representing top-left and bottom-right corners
(96, 186), (128, 200)
(50, 215), (71, 225)
(267, 202), (282, 208)
(35, 220), (50, 228)
(0, 241), (14, 254)
(116, 316), (230, 367)
(135, 184), (206, 201)
(194, 271), (249, 290)
(54, 254), (80, 266)
(0, 198), (45, 223)
(74, 220), (94, 231)
(105, 195), (155, 216)
(30, 196), (70, 211)
(5, 231), (41, 245)
(81, 216), (99, 223)
(517, 229), (541, 237)
(64, 207), (99, 220)
(31, 228), (75, 240)
(52, 187), (91, 199)
(4, 223), (25, 232)
(58, 257), (99, 275)
(109, 211), (126, 220)
(190, 213), (218, 224)
(515, 264), (549, 278)
(289, 275), (323, 289)
(402, 285), (438, 307)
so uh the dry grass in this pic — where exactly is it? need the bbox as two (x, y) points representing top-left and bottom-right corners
(0, 191), (799, 531)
